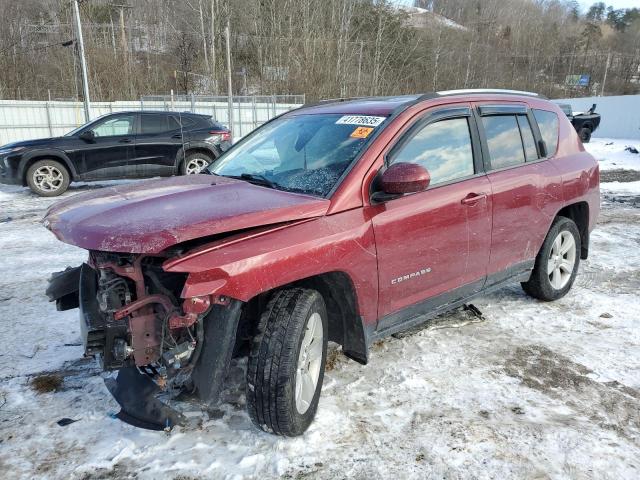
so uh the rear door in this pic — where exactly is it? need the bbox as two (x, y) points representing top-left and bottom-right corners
(133, 113), (183, 177)
(371, 105), (492, 329)
(78, 113), (136, 179)
(475, 103), (562, 285)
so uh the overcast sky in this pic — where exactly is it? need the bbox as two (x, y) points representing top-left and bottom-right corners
(393, 1), (638, 12)
(579, 0), (639, 9)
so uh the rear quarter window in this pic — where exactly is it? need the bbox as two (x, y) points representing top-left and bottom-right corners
(533, 109), (559, 157)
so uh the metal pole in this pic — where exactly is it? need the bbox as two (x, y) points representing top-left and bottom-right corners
(601, 51), (611, 97)
(224, 19), (233, 136)
(72, 0), (91, 122)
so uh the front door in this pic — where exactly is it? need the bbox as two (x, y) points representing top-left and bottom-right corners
(77, 113), (136, 179)
(371, 107), (492, 331)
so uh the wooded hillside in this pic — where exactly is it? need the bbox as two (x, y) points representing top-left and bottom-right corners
(1, 0), (638, 101)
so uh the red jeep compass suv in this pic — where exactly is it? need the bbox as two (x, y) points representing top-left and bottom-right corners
(45, 89), (599, 435)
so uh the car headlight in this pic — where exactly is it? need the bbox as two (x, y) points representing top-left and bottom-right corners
(0, 146), (25, 156)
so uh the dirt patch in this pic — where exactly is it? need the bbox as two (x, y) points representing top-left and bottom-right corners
(325, 348), (342, 372)
(601, 169), (640, 183)
(30, 374), (63, 393)
(504, 345), (640, 441)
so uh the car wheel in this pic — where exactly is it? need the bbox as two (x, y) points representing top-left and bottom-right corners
(181, 152), (213, 175)
(522, 216), (581, 301)
(578, 127), (592, 143)
(247, 288), (328, 436)
(26, 159), (70, 197)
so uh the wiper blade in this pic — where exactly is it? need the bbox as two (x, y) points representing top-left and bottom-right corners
(228, 173), (278, 189)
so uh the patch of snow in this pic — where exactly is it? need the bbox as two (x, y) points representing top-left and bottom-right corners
(601, 180), (640, 194)
(1, 180), (640, 479)
(584, 138), (640, 171)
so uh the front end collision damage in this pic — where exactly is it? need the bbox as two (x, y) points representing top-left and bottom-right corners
(46, 252), (244, 430)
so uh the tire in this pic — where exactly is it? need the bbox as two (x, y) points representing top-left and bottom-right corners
(522, 216), (581, 301)
(578, 127), (592, 143)
(181, 152), (214, 175)
(26, 159), (70, 197)
(247, 288), (328, 436)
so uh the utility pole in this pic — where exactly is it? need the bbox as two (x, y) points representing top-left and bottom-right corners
(225, 18), (233, 136)
(72, 0), (91, 122)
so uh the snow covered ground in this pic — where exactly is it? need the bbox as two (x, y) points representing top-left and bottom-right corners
(1, 140), (639, 479)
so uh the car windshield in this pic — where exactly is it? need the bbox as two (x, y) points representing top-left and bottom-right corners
(210, 113), (386, 197)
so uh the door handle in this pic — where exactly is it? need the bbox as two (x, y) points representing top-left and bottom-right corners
(119, 138), (132, 143)
(461, 192), (487, 205)
(171, 133), (182, 139)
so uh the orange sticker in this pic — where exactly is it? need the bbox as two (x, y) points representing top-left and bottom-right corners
(350, 126), (374, 139)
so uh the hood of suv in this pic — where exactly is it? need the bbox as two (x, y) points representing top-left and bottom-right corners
(1, 137), (65, 150)
(43, 175), (330, 254)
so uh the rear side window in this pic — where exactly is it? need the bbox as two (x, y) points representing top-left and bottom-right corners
(140, 114), (168, 134)
(390, 117), (475, 186)
(482, 115), (525, 169)
(533, 109), (559, 156)
(517, 115), (538, 161)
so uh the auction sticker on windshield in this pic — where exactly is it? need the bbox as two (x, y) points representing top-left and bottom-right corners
(350, 126), (374, 138)
(336, 115), (386, 127)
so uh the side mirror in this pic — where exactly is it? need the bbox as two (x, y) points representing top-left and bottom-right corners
(372, 162), (430, 202)
(79, 130), (95, 142)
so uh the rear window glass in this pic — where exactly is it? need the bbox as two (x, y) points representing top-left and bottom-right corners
(140, 114), (168, 134)
(482, 115), (525, 169)
(533, 109), (559, 156)
(517, 115), (539, 161)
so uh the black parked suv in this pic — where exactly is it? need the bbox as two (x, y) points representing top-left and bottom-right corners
(0, 111), (231, 196)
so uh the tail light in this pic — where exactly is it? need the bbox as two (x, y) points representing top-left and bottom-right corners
(209, 130), (232, 143)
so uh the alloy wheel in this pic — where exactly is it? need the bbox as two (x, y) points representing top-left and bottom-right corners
(295, 312), (324, 414)
(33, 165), (64, 192)
(185, 157), (209, 174)
(547, 231), (576, 290)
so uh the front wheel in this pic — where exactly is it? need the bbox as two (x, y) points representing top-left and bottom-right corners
(26, 159), (70, 196)
(247, 288), (328, 436)
(522, 216), (581, 301)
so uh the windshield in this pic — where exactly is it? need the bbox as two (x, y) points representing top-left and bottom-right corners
(210, 113), (386, 197)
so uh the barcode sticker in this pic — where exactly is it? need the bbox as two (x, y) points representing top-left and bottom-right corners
(336, 115), (386, 127)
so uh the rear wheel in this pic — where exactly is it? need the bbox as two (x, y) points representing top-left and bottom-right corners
(26, 159), (70, 196)
(181, 152), (214, 175)
(522, 216), (581, 301)
(578, 127), (592, 143)
(247, 288), (327, 436)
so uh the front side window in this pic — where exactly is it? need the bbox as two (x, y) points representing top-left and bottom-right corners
(482, 115), (525, 169)
(211, 113), (385, 197)
(140, 114), (168, 134)
(91, 115), (135, 137)
(533, 109), (559, 156)
(390, 117), (475, 186)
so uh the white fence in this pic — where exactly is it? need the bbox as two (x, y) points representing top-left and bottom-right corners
(553, 94), (640, 140)
(0, 94), (305, 145)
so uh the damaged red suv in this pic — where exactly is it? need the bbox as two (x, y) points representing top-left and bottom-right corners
(44, 90), (599, 435)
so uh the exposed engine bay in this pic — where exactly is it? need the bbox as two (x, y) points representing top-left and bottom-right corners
(47, 251), (244, 430)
